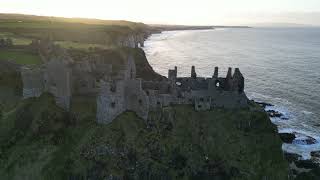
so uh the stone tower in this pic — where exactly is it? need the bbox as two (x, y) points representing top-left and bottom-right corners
(225, 67), (233, 91)
(191, 66), (197, 79)
(213, 67), (219, 78)
(232, 68), (244, 93)
(168, 66), (177, 81)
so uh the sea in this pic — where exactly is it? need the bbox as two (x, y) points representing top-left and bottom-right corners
(143, 27), (320, 159)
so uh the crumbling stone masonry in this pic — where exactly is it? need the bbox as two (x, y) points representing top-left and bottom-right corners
(20, 40), (248, 124)
(96, 63), (249, 124)
(21, 43), (73, 110)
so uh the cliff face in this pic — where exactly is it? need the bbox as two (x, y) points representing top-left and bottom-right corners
(0, 93), (289, 180)
(128, 48), (165, 81)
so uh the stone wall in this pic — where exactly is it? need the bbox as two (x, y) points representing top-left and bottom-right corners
(19, 39), (249, 124)
(44, 57), (72, 110)
(21, 66), (44, 99)
(97, 53), (149, 123)
(124, 79), (149, 119)
(72, 58), (112, 95)
(20, 43), (73, 110)
(97, 81), (126, 124)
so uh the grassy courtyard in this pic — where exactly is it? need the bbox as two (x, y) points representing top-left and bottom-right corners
(0, 50), (42, 65)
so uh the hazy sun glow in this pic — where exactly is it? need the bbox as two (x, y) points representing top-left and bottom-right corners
(1, 0), (320, 25)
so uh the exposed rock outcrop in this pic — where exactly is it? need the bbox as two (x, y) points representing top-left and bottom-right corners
(279, 133), (296, 143)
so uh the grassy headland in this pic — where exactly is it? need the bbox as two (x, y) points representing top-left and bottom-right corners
(0, 13), (289, 180)
(0, 93), (289, 180)
(0, 13), (150, 49)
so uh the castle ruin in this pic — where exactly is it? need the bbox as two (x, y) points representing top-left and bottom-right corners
(20, 40), (248, 124)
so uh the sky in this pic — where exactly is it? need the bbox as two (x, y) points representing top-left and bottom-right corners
(1, 0), (320, 25)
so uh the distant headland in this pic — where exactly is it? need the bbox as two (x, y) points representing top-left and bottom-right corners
(149, 24), (251, 32)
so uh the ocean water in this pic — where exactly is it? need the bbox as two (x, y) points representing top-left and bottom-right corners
(143, 28), (320, 159)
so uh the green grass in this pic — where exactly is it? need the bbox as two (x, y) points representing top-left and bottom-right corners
(0, 14), (150, 46)
(0, 32), (13, 36)
(0, 50), (41, 65)
(0, 93), (289, 179)
(11, 37), (32, 45)
(0, 14), (148, 30)
(55, 41), (111, 50)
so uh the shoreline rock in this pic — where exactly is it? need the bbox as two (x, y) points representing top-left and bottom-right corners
(267, 110), (284, 118)
(295, 159), (319, 169)
(279, 133), (296, 143)
(255, 101), (274, 108)
(311, 151), (320, 159)
(293, 136), (318, 145)
(253, 100), (288, 120)
(284, 152), (302, 163)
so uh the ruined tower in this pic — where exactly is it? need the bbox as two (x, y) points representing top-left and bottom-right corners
(191, 66), (197, 79)
(168, 66), (177, 81)
(213, 67), (219, 78)
(225, 67), (233, 91)
(232, 68), (244, 93)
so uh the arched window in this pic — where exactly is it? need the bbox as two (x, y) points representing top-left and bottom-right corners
(215, 80), (220, 88)
(138, 99), (143, 105)
(110, 102), (116, 108)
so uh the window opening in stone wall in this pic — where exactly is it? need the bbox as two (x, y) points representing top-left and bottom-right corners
(215, 80), (220, 87)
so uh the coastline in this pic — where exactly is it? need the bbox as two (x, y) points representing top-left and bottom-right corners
(142, 28), (320, 173)
(148, 24), (251, 34)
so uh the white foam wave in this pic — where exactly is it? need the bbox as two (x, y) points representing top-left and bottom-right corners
(251, 97), (320, 160)
(302, 110), (314, 115)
